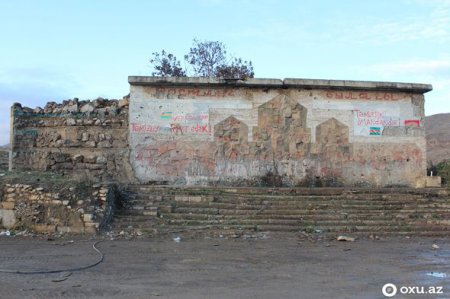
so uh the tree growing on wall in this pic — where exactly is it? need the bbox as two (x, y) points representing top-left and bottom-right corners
(150, 39), (254, 79)
(149, 50), (186, 77)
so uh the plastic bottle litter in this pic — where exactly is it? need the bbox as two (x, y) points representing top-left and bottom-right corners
(0, 230), (11, 236)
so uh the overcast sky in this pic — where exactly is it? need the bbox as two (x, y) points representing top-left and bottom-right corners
(1, 0), (449, 145)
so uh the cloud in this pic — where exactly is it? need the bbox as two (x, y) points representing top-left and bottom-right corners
(0, 67), (79, 146)
(350, 58), (450, 116)
(366, 59), (450, 77)
(334, 1), (450, 45)
(233, 1), (450, 49)
(0, 67), (78, 106)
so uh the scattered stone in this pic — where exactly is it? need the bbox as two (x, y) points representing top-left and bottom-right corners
(337, 236), (355, 242)
(369, 234), (380, 240)
(0, 230), (11, 236)
(150, 292), (162, 297)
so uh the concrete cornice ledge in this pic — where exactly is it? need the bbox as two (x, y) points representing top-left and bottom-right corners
(128, 76), (432, 93)
(283, 78), (432, 93)
(128, 76), (283, 87)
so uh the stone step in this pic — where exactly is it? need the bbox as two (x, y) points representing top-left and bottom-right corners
(168, 203), (439, 212)
(111, 185), (450, 236)
(116, 210), (159, 216)
(161, 212), (450, 221)
(113, 214), (159, 222)
(124, 191), (428, 200)
(123, 185), (448, 196)
(162, 217), (450, 227)
(164, 206), (450, 216)
(124, 195), (449, 206)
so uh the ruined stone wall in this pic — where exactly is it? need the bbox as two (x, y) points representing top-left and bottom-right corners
(0, 183), (112, 234)
(11, 98), (133, 182)
(129, 77), (430, 187)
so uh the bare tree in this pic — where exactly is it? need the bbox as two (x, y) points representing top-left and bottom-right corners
(149, 39), (254, 79)
(215, 57), (254, 79)
(149, 50), (186, 77)
(184, 39), (227, 77)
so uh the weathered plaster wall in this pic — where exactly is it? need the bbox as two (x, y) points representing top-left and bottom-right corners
(129, 77), (430, 187)
(11, 98), (133, 182)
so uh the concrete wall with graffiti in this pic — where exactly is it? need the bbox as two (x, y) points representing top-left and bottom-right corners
(128, 77), (431, 187)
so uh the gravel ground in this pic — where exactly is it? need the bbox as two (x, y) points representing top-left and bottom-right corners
(0, 232), (449, 299)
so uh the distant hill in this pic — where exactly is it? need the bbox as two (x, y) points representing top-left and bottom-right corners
(425, 113), (450, 164)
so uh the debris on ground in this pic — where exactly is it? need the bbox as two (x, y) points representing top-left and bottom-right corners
(337, 236), (355, 242)
(369, 234), (380, 240)
(0, 230), (11, 236)
(53, 240), (75, 246)
(432, 244), (440, 250)
(173, 236), (181, 243)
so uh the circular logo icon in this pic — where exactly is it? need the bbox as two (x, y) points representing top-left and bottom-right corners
(382, 283), (398, 297)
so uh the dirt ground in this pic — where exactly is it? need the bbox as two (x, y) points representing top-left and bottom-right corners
(0, 232), (449, 299)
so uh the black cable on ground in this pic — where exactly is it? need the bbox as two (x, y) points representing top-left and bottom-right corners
(0, 240), (104, 274)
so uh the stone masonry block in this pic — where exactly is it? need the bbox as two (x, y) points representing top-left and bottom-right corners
(0, 202), (15, 210)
